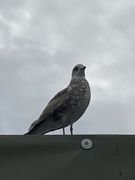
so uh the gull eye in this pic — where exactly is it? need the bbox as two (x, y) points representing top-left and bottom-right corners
(74, 67), (79, 71)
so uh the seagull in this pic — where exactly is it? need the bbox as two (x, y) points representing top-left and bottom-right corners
(25, 64), (91, 135)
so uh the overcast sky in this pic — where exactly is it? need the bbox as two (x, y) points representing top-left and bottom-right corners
(0, 0), (135, 135)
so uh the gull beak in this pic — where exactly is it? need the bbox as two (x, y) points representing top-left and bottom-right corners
(81, 66), (86, 70)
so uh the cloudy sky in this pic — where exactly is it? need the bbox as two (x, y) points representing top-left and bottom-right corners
(0, 0), (135, 135)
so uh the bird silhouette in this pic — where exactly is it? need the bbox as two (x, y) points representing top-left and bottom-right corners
(25, 64), (91, 135)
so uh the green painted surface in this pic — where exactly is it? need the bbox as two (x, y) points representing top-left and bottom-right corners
(0, 135), (134, 180)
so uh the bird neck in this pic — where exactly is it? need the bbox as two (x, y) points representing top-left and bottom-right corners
(69, 76), (85, 86)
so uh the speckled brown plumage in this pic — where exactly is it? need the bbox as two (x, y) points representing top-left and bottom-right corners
(25, 64), (91, 135)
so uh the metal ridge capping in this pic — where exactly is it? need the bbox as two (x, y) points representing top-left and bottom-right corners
(0, 135), (135, 180)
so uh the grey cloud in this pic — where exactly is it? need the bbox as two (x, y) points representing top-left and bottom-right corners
(0, 0), (135, 134)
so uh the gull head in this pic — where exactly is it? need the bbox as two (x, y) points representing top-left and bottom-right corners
(72, 64), (86, 78)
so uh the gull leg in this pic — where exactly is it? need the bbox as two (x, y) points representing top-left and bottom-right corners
(70, 124), (73, 135)
(62, 127), (65, 135)
(62, 121), (65, 135)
